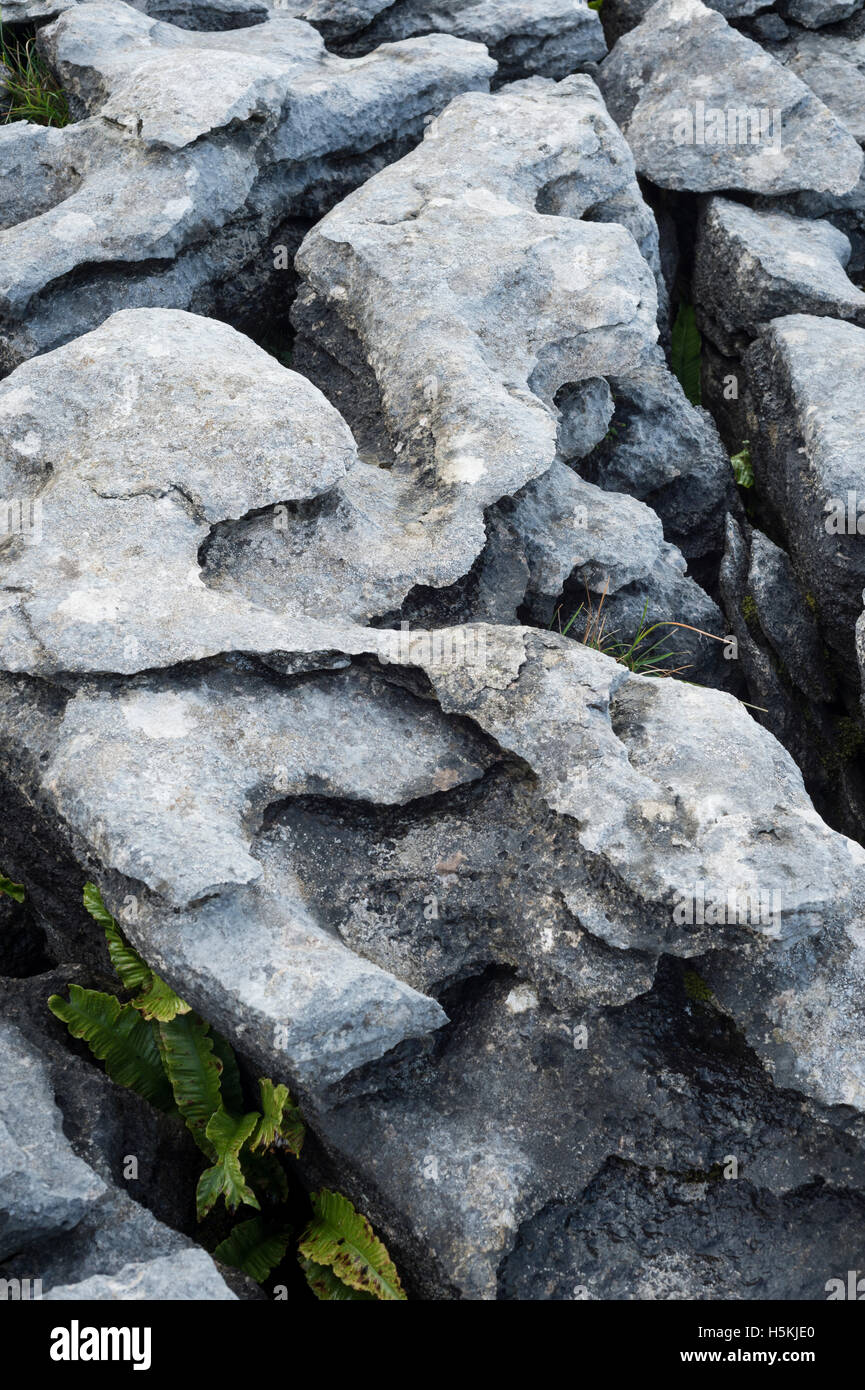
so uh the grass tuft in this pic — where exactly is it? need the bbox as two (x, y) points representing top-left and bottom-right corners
(551, 580), (726, 678)
(1, 23), (70, 127)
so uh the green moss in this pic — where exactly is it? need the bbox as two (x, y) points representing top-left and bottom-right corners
(835, 716), (865, 762)
(740, 594), (759, 627)
(683, 969), (715, 1005)
(804, 591), (818, 613)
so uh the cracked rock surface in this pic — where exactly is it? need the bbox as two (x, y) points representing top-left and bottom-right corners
(598, 0), (863, 194)
(0, 0), (494, 373)
(3, 0), (865, 1304)
(286, 0), (607, 80)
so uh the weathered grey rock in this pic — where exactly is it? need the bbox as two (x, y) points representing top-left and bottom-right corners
(603, 0), (773, 46)
(1, 17), (863, 1298)
(0, 309), (400, 675)
(291, 0), (606, 80)
(405, 626), (865, 1112)
(0, 1), (495, 373)
(205, 79), (664, 624)
(498, 1159), (865, 1300)
(768, 20), (865, 142)
(139, 0), (270, 25)
(5, 608), (865, 1298)
(0, 990), (239, 1298)
(598, 0), (863, 195)
(0, 661), (479, 1088)
(719, 515), (865, 840)
(777, 0), (865, 29)
(694, 197), (865, 355)
(727, 521), (834, 706)
(0, 296), (657, 675)
(40, 1244), (237, 1299)
(0, 0), (66, 18)
(3, 0), (269, 23)
(43, 665), (491, 907)
(499, 460), (731, 686)
(755, 169), (865, 272)
(284, 77), (661, 612)
(742, 314), (865, 691)
(9, 619), (865, 1108)
(311, 964), (865, 1298)
(574, 346), (737, 566)
(276, 766), (659, 1016)
(0, 1020), (105, 1259)
(2, 1180), (239, 1298)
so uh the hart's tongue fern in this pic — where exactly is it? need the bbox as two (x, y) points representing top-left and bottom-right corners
(46, 881), (405, 1299)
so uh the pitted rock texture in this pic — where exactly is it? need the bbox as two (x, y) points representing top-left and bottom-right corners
(742, 314), (865, 692)
(0, 1015), (238, 1298)
(718, 515), (862, 834)
(766, 14), (865, 141)
(571, 345), (737, 567)
(286, 0), (606, 80)
(312, 964), (865, 1299)
(5, 617), (865, 1116)
(694, 198), (865, 355)
(0, 309), (389, 674)
(3, 0), (269, 25)
(0, 0), (494, 374)
(598, 0), (863, 194)
(0, 1019), (105, 1259)
(4, 0), (865, 1303)
(603, 0), (775, 46)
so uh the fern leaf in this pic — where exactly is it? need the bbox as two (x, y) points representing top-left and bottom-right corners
(250, 1078), (305, 1157)
(196, 1106), (261, 1221)
(298, 1190), (406, 1301)
(84, 881), (151, 991)
(85, 884), (191, 1019)
(300, 1258), (376, 1301)
(83, 880), (121, 931)
(210, 1030), (244, 1114)
(214, 1216), (291, 1283)
(671, 303), (702, 407)
(134, 973), (191, 1022)
(157, 1014), (223, 1149)
(0, 873), (25, 903)
(48, 985), (173, 1110)
(730, 441), (754, 489)
(104, 922), (153, 992)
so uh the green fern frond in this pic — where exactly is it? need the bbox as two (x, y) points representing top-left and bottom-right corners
(214, 1216), (292, 1283)
(83, 880), (119, 931)
(730, 441), (754, 489)
(84, 882), (189, 1019)
(134, 974), (191, 1022)
(84, 881), (150, 990)
(0, 872), (24, 903)
(210, 1029), (244, 1114)
(300, 1258), (377, 1301)
(157, 1013), (223, 1150)
(298, 1190), (406, 1301)
(250, 1078), (305, 1157)
(196, 1106), (261, 1221)
(48, 985), (174, 1110)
